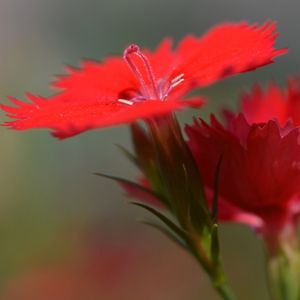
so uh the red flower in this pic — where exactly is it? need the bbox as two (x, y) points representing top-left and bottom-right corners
(186, 114), (300, 240)
(236, 78), (300, 126)
(1, 22), (285, 139)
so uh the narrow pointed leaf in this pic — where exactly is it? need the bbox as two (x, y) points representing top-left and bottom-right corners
(131, 201), (189, 241)
(115, 144), (139, 167)
(211, 154), (224, 223)
(94, 172), (166, 204)
(210, 223), (220, 265)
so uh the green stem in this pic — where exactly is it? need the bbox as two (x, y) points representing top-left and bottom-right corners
(191, 238), (237, 300)
(267, 245), (300, 300)
(265, 226), (300, 300)
(144, 114), (237, 300)
(212, 259), (237, 300)
(215, 283), (237, 300)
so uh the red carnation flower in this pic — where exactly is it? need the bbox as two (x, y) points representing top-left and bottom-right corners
(1, 22), (285, 139)
(186, 114), (300, 246)
(235, 78), (300, 126)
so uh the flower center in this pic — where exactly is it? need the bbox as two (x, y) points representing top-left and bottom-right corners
(124, 44), (159, 100)
(118, 44), (184, 105)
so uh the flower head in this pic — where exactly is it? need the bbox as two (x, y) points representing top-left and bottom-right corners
(1, 22), (285, 138)
(186, 114), (300, 239)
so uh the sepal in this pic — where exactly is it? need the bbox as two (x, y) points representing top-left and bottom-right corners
(147, 115), (211, 233)
(94, 172), (167, 207)
(211, 154), (223, 223)
(130, 201), (188, 242)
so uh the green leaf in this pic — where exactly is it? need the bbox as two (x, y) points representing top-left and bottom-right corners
(130, 202), (189, 242)
(210, 155), (223, 265)
(211, 223), (220, 265)
(211, 154), (224, 223)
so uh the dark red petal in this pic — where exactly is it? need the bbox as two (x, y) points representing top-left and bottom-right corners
(241, 83), (288, 125)
(287, 78), (300, 125)
(174, 22), (286, 88)
(205, 188), (263, 229)
(236, 78), (300, 127)
(186, 114), (300, 231)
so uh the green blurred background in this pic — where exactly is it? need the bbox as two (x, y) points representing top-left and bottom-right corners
(0, 0), (298, 299)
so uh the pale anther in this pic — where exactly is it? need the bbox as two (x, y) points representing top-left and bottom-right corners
(171, 73), (184, 84)
(170, 78), (185, 89)
(118, 99), (134, 105)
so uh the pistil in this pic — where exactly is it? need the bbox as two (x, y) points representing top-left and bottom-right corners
(120, 44), (185, 105)
(123, 44), (160, 100)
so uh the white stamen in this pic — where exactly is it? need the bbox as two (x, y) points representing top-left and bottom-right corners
(118, 99), (134, 105)
(171, 73), (184, 84)
(162, 74), (185, 100)
(170, 78), (185, 89)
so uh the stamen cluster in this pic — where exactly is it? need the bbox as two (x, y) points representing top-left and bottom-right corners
(119, 44), (184, 105)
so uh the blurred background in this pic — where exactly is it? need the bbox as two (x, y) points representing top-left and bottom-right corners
(0, 0), (298, 299)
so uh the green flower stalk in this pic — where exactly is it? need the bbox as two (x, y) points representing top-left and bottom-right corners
(122, 114), (237, 300)
(265, 225), (300, 300)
